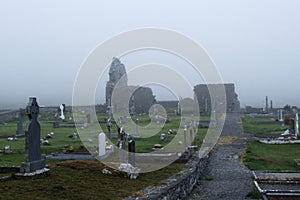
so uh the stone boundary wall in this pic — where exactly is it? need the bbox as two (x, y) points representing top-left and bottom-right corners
(0, 110), (19, 124)
(124, 153), (209, 200)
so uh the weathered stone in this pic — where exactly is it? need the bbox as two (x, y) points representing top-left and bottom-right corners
(16, 110), (24, 137)
(20, 97), (46, 174)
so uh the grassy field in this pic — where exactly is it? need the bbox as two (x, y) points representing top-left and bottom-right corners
(0, 112), (209, 199)
(0, 113), (207, 166)
(242, 116), (300, 170)
(0, 160), (186, 200)
(244, 141), (300, 170)
(241, 116), (288, 135)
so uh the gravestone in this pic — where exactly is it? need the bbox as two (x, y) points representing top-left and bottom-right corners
(107, 118), (112, 140)
(190, 127), (193, 145)
(20, 97), (46, 173)
(86, 113), (91, 124)
(53, 121), (60, 128)
(278, 109), (283, 122)
(59, 104), (65, 120)
(117, 126), (126, 163)
(128, 140), (135, 166)
(295, 113), (299, 137)
(98, 133), (106, 157)
(4, 145), (10, 154)
(183, 125), (187, 149)
(291, 119), (295, 133)
(204, 98), (208, 113)
(135, 119), (140, 137)
(177, 102), (181, 115)
(16, 111), (24, 137)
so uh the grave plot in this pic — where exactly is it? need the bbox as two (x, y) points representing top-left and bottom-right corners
(253, 171), (300, 199)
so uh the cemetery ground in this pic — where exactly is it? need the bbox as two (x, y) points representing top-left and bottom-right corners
(242, 116), (300, 171)
(0, 112), (207, 199)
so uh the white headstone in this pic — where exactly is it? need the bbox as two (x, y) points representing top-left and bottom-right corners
(98, 133), (106, 157)
(59, 104), (65, 120)
(295, 113), (299, 136)
(278, 109), (283, 122)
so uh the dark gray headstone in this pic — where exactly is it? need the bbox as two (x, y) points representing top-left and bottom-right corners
(107, 118), (112, 140)
(291, 119), (295, 133)
(20, 97), (46, 173)
(86, 113), (91, 124)
(53, 121), (60, 128)
(128, 140), (135, 166)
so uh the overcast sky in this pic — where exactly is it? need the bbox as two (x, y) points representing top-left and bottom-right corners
(0, 0), (299, 109)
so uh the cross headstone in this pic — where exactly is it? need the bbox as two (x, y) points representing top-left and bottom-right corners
(16, 110), (24, 137)
(98, 133), (106, 157)
(20, 97), (46, 173)
(59, 104), (65, 120)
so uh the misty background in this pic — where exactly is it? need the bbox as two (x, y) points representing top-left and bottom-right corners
(0, 0), (299, 109)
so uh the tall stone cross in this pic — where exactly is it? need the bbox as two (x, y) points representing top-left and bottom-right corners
(20, 97), (46, 173)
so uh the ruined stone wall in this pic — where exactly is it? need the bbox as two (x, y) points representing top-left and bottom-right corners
(124, 154), (209, 200)
(194, 83), (240, 113)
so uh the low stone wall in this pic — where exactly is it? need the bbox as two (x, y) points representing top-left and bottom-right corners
(0, 110), (18, 124)
(124, 153), (209, 200)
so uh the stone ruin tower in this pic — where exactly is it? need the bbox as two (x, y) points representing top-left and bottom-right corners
(105, 57), (128, 106)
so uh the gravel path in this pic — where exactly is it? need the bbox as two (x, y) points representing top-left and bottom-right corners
(189, 113), (253, 200)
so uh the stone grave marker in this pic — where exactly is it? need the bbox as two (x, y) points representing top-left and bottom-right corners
(278, 109), (283, 122)
(59, 104), (65, 120)
(107, 118), (112, 140)
(98, 132), (106, 157)
(4, 145), (10, 154)
(16, 110), (24, 137)
(86, 113), (91, 124)
(183, 125), (187, 149)
(135, 118), (140, 137)
(128, 140), (135, 166)
(20, 97), (46, 174)
(190, 127), (193, 145)
(295, 113), (299, 137)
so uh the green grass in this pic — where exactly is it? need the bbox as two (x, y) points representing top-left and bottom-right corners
(242, 116), (300, 171)
(0, 160), (186, 200)
(0, 112), (206, 199)
(241, 117), (287, 135)
(0, 113), (207, 166)
(244, 141), (300, 170)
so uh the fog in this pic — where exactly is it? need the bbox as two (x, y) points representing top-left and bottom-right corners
(0, 0), (299, 109)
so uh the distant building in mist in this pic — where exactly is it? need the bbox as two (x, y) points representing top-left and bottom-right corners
(194, 83), (240, 113)
(105, 58), (155, 114)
